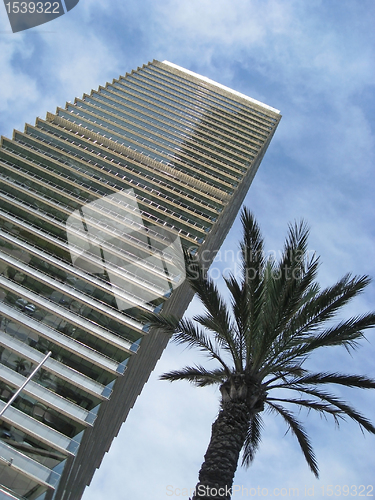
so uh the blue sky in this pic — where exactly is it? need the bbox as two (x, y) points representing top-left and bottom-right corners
(1, 0), (375, 498)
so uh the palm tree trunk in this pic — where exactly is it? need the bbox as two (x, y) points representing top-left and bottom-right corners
(192, 401), (250, 500)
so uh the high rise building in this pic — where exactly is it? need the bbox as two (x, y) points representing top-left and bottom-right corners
(0, 60), (280, 500)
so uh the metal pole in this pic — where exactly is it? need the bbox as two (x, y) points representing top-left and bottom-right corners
(0, 351), (52, 418)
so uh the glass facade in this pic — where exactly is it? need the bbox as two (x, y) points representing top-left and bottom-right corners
(0, 60), (280, 500)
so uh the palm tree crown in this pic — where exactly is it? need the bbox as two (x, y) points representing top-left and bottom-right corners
(147, 208), (375, 500)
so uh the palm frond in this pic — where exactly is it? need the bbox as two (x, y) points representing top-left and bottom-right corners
(267, 397), (343, 425)
(250, 259), (280, 369)
(239, 207), (265, 281)
(172, 318), (232, 375)
(160, 365), (226, 387)
(271, 221), (313, 319)
(300, 313), (375, 353)
(241, 413), (264, 467)
(261, 276), (373, 375)
(141, 310), (180, 335)
(193, 312), (242, 367)
(185, 255), (242, 371)
(251, 224), (319, 371)
(289, 387), (375, 434)
(263, 220), (312, 328)
(262, 313), (375, 375)
(222, 272), (249, 368)
(238, 209), (267, 367)
(269, 372), (375, 390)
(284, 274), (372, 345)
(265, 365), (308, 386)
(267, 401), (319, 477)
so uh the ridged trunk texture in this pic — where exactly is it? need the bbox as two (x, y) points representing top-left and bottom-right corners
(192, 401), (250, 500)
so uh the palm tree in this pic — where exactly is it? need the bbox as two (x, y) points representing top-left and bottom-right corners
(146, 208), (375, 500)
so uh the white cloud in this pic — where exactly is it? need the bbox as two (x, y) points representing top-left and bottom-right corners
(0, 36), (39, 135)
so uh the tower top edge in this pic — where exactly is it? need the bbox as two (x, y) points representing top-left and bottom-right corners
(160, 60), (280, 115)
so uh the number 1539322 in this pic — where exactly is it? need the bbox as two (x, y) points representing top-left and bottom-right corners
(5, 2), (61, 14)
